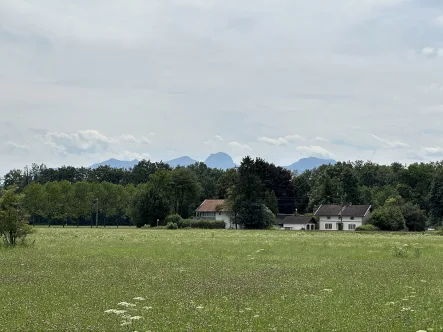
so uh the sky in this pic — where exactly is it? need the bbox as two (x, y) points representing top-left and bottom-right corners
(1, 0), (443, 175)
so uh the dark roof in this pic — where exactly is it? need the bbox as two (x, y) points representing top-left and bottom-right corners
(314, 205), (343, 216)
(275, 214), (293, 221)
(314, 204), (371, 217)
(196, 200), (227, 212)
(341, 205), (371, 217)
(282, 216), (317, 225)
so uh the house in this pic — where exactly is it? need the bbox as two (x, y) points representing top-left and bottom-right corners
(314, 204), (371, 231)
(279, 216), (317, 231)
(195, 199), (237, 229)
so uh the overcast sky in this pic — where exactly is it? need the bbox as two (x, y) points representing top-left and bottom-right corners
(1, 0), (443, 175)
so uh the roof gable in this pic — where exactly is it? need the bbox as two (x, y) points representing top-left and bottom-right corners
(314, 204), (343, 216)
(196, 199), (227, 212)
(315, 204), (371, 217)
(341, 205), (371, 217)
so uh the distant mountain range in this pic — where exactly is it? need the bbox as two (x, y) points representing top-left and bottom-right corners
(284, 157), (337, 173)
(90, 153), (335, 173)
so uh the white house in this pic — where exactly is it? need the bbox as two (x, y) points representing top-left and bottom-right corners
(314, 204), (371, 231)
(278, 216), (317, 231)
(195, 199), (238, 229)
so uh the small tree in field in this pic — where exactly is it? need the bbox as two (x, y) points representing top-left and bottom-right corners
(0, 187), (32, 247)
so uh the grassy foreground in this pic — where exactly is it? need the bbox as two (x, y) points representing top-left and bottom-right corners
(1, 229), (443, 332)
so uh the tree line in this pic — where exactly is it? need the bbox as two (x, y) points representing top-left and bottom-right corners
(3, 158), (443, 231)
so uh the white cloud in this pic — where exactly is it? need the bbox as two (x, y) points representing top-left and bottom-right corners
(421, 47), (435, 56)
(121, 135), (140, 144)
(296, 146), (335, 159)
(257, 134), (304, 147)
(117, 150), (151, 161)
(423, 147), (443, 157)
(435, 15), (443, 26)
(315, 136), (329, 143)
(369, 134), (409, 149)
(229, 141), (252, 150)
(41, 129), (118, 155)
(214, 135), (224, 141)
(121, 134), (151, 144)
(4, 141), (31, 151)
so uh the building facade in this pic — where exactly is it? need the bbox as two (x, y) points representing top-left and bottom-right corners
(314, 204), (371, 231)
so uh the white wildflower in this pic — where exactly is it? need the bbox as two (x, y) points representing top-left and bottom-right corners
(104, 309), (127, 315)
(142, 306), (153, 310)
(385, 302), (396, 306)
(420, 280), (427, 283)
(121, 322), (131, 327)
(133, 297), (146, 301)
(253, 315), (260, 318)
(245, 308), (252, 311)
(118, 302), (136, 308)
(196, 306), (204, 310)
(130, 316), (143, 320)
(321, 289), (333, 293)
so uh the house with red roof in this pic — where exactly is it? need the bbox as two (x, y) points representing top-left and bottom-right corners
(195, 199), (239, 229)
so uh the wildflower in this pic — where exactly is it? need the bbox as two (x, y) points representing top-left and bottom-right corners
(420, 280), (427, 283)
(196, 306), (204, 310)
(253, 315), (260, 318)
(104, 309), (127, 315)
(121, 322), (131, 327)
(130, 316), (143, 320)
(416, 330), (427, 332)
(385, 302), (395, 306)
(142, 306), (153, 310)
(118, 302), (136, 308)
(245, 308), (252, 311)
(321, 289), (333, 293)
(133, 297), (146, 301)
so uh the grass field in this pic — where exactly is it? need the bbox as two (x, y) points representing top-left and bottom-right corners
(1, 228), (443, 332)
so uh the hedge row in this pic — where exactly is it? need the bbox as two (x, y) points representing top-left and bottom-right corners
(178, 219), (226, 229)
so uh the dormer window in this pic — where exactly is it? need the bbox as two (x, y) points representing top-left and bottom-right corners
(327, 216), (331, 219)
(350, 216), (355, 220)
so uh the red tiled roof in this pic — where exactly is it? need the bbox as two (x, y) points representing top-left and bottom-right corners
(196, 199), (227, 212)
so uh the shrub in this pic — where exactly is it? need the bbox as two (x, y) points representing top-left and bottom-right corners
(165, 214), (182, 225)
(356, 224), (379, 232)
(178, 219), (225, 229)
(166, 222), (178, 230)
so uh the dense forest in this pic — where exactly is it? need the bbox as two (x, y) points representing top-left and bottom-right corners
(1, 158), (443, 230)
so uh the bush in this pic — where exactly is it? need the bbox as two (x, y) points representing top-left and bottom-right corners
(165, 214), (182, 225)
(356, 224), (379, 232)
(166, 222), (178, 230)
(178, 219), (225, 229)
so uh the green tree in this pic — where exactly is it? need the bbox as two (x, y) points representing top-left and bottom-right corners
(369, 198), (405, 231)
(402, 202), (427, 232)
(22, 183), (46, 225)
(43, 182), (64, 226)
(264, 190), (278, 215)
(71, 182), (93, 227)
(171, 168), (200, 218)
(232, 157), (269, 229)
(429, 167), (443, 225)
(0, 187), (32, 247)
(129, 171), (173, 227)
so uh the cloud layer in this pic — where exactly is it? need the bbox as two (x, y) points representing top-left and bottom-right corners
(1, 0), (443, 173)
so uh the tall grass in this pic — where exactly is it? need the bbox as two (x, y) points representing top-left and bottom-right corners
(1, 229), (443, 331)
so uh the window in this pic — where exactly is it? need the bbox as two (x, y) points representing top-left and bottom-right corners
(325, 223), (333, 230)
(348, 224), (356, 230)
(327, 216), (331, 219)
(350, 216), (355, 220)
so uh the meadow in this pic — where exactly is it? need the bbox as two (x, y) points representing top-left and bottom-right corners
(1, 228), (443, 332)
